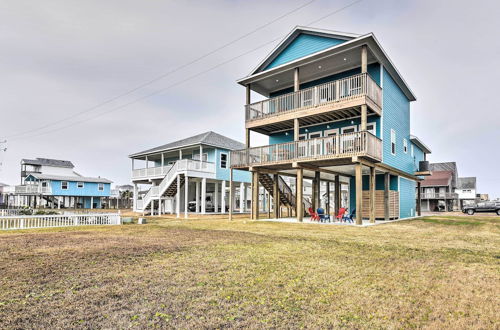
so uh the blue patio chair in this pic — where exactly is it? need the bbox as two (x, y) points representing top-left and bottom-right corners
(343, 208), (355, 223)
(317, 207), (331, 223)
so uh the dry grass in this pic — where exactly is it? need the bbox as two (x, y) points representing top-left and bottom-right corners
(0, 216), (499, 329)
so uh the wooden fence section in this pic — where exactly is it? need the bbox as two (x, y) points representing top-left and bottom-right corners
(0, 213), (122, 230)
(361, 191), (399, 220)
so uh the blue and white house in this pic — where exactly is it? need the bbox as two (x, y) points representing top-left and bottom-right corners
(230, 26), (431, 223)
(130, 131), (251, 216)
(13, 158), (112, 209)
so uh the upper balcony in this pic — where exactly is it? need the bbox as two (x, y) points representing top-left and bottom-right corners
(245, 73), (381, 134)
(132, 159), (216, 181)
(14, 184), (52, 195)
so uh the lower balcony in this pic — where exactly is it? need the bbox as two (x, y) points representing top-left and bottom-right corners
(421, 192), (459, 199)
(14, 185), (52, 195)
(132, 159), (216, 181)
(231, 131), (382, 169)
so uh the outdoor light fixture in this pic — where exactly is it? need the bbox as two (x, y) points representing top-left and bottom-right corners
(318, 65), (322, 69)
(344, 57), (347, 61)
(326, 125), (330, 128)
(351, 120), (354, 124)
(276, 79), (279, 82)
(285, 132), (289, 136)
(305, 129), (309, 132)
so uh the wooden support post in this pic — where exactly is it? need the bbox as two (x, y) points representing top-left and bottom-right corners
(384, 173), (390, 221)
(252, 171), (259, 220)
(296, 168), (303, 222)
(176, 175), (180, 218)
(369, 167), (376, 223)
(221, 180), (226, 214)
(229, 169), (234, 221)
(245, 129), (250, 148)
(326, 181), (330, 215)
(417, 181), (422, 216)
(239, 182), (244, 213)
(294, 67), (300, 92)
(355, 163), (363, 225)
(201, 178), (207, 214)
(273, 174), (279, 219)
(314, 171), (320, 211)
(361, 45), (368, 73)
(361, 105), (367, 131)
(294, 118), (300, 141)
(184, 176), (189, 218)
(335, 175), (341, 215)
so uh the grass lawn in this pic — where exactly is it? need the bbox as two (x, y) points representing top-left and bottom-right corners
(0, 216), (499, 329)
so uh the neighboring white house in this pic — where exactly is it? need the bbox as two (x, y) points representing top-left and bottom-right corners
(455, 177), (477, 208)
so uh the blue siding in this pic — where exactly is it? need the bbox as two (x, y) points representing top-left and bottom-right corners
(382, 68), (416, 174)
(83, 197), (102, 209)
(216, 148), (251, 183)
(399, 177), (416, 218)
(411, 142), (425, 173)
(264, 34), (346, 70)
(50, 180), (111, 197)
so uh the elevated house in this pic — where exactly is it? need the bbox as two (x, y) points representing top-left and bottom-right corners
(455, 177), (477, 208)
(229, 26), (431, 224)
(9, 158), (112, 209)
(129, 131), (251, 216)
(419, 162), (459, 212)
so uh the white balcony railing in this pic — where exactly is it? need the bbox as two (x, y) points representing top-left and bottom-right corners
(245, 73), (382, 121)
(420, 192), (459, 199)
(230, 131), (382, 168)
(132, 165), (173, 180)
(14, 185), (52, 195)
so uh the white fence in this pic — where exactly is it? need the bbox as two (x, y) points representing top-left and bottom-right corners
(0, 213), (122, 230)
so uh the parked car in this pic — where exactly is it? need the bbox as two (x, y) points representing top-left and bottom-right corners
(462, 201), (500, 215)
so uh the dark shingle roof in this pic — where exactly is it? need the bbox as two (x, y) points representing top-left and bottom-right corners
(457, 177), (476, 190)
(21, 158), (74, 168)
(130, 131), (246, 157)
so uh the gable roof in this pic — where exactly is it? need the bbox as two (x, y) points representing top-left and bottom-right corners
(26, 173), (112, 184)
(21, 158), (74, 168)
(430, 162), (458, 188)
(130, 131), (246, 157)
(457, 177), (476, 190)
(253, 26), (359, 73)
(238, 26), (416, 101)
(421, 171), (453, 187)
(410, 135), (431, 154)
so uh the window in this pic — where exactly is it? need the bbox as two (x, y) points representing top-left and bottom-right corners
(308, 132), (322, 139)
(220, 153), (228, 169)
(357, 122), (376, 135)
(41, 181), (47, 188)
(298, 134), (307, 141)
(98, 183), (104, 191)
(403, 138), (408, 154)
(324, 128), (339, 137)
(341, 125), (357, 134)
(61, 181), (68, 190)
(77, 182), (84, 188)
(390, 129), (396, 155)
(193, 153), (208, 162)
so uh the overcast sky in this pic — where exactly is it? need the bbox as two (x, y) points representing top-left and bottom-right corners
(1, 0), (499, 197)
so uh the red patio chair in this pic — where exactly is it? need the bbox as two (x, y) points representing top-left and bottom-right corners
(308, 207), (320, 221)
(336, 207), (346, 222)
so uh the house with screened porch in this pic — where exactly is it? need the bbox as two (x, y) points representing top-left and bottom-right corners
(229, 26), (431, 224)
(130, 131), (251, 217)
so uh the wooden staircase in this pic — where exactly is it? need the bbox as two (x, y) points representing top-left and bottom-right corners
(164, 174), (185, 198)
(258, 173), (311, 214)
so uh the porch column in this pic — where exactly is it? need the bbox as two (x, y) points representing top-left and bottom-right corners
(176, 175), (181, 218)
(384, 173), (390, 221)
(184, 176), (189, 218)
(243, 183), (248, 212)
(199, 145), (203, 160)
(195, 180), (200, 213)
(239, 182), (244, 213)
(229, 169), (234, 221)
(361, 45), (368, 131)
(145, 156), (149, 169)
(273, 174), (279, 219)
(296, 168), (303, 222)
(201, 178), (207, 214)
(417, 181), (422, 216)
(294, 67), (300, 92)
(133, 183), (138, 211)
(221, 180), (226, 214)
(326, 181), (331, 215)
(251, 171), (259, 220)
(294, 118), (300, 141)
(314, 171), (320, 210)
(90, 196), (93, 209)
(335, 175), (341, 215)
(369, 166), (376, 223)
(214, 182), (219, 213)
(179, 149), (182, 160)
(245, 84), (251, 147)
(355, 163), (363, 225)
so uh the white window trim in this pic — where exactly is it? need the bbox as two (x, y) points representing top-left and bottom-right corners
(308, 131), (323, 139)
(341, 125), (357, 134)
(357, 122), (376, 135)
(324, 128), (339, 137)
(61, 181), (68, 190)
(193, 152), (208, 162)
(390, 129), (396, 155)
(98, 183), (104, 191)
(403, 138), (408, 154)
(219, 152), (228, 169)
(77, 182), (84, 189)
(298, 133), (307, 141)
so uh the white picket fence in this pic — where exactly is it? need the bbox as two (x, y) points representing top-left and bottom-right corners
(0, 213), (122, 230)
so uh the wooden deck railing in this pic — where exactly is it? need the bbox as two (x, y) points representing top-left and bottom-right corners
(420, 192), (459, 199)
(14, 185), (52, 195)
(231, 131), (382, 168)
(245, 73), (382, 121)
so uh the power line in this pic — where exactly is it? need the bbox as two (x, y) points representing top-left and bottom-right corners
(8, 0), (363, 142)
(2, 0), (318, 140)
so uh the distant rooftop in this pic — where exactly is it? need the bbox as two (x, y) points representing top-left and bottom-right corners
(130, 131), (246, 157)
(21, 158), (74, 168)
(457, 177), (476, 190)
(421, 171), (453, 187)
(27, 173), (112, 184)
(430, 162), (458, 188)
